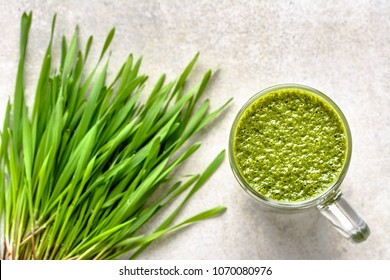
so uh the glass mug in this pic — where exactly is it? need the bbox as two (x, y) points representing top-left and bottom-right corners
(228, 84), (370, 243)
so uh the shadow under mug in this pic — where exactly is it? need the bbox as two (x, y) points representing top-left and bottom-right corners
(228, 84), (370, 243)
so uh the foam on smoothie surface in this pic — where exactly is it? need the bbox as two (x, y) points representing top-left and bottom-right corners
(233, 88), (348, 203)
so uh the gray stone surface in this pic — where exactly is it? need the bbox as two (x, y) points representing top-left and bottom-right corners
(0, 0), (389, 259)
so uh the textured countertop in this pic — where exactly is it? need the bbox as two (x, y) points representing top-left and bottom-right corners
(0, 0), (389, 259)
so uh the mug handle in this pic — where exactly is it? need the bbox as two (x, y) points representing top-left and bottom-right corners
(317, 191), (370, 243)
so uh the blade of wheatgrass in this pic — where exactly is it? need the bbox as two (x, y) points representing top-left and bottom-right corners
(140, 137), (161, 179)
(14, 186), (28, 259)
(164, 98), (232, 158)
(67, 101), (87, 133)
(56, 128), (71, 167)
(0, 155), (4, 256)
(173, 99), (210, 149)
(31, 85), (59, 186)
(99, 27), (115, 61)
(59, 36), (67, 72)
(8, 129), (22, 259)
(196, 97), (233, 133)
(0, 100), (11, 163)
(22, 107), (33, 186)
(130, 150), (225, 259)
(73, 61), (108, 145)
(116, 54), (133, 94)
(145, 74), (166, 108)
(128, 56), (143, 83)
(192, 69), (212, 108)
(161, 79), (181, 113)
(72, 66), (97, 114)
(154, 143), (202, 184)
(180, 66), (213, 108)
(84, 35), (93, 62)
(66, 52), (85, 121)
(172, 52), (199, 97)
(38, 97), (64, 210)
(1, 129), (8, 259)
(178, 69), (215, 133)
(22, 105), (37, 258)
(34, 149), (52, 216)
(61, 27), (79, 84)
(97, 87), (114, 119)
(48, 75), (60, 108)
(111, 206), (226, 259)
(12, 12), (31, 153)
(32, 15), (55, 149)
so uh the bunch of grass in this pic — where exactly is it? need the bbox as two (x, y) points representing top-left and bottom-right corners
(0, 12), (231, 260)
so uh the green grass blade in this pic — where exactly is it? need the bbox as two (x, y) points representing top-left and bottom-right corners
(196, 97), (233, 133)
(61, 28), (79, 82)
(84, 35), (93, 62)
(12, 12), (32, 153)
(99, 27), (115, 61)
(112, 206), (226, 258)
(173, 52), (199, 96)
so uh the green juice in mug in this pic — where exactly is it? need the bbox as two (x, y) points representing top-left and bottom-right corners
(229, 84), (370, 243)
(233, 88), (348, 203)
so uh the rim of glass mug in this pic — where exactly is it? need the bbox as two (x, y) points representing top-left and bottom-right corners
(228, 83), (352, 210)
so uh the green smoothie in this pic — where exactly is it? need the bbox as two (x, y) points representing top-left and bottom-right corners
(233, 88), (348, 203)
